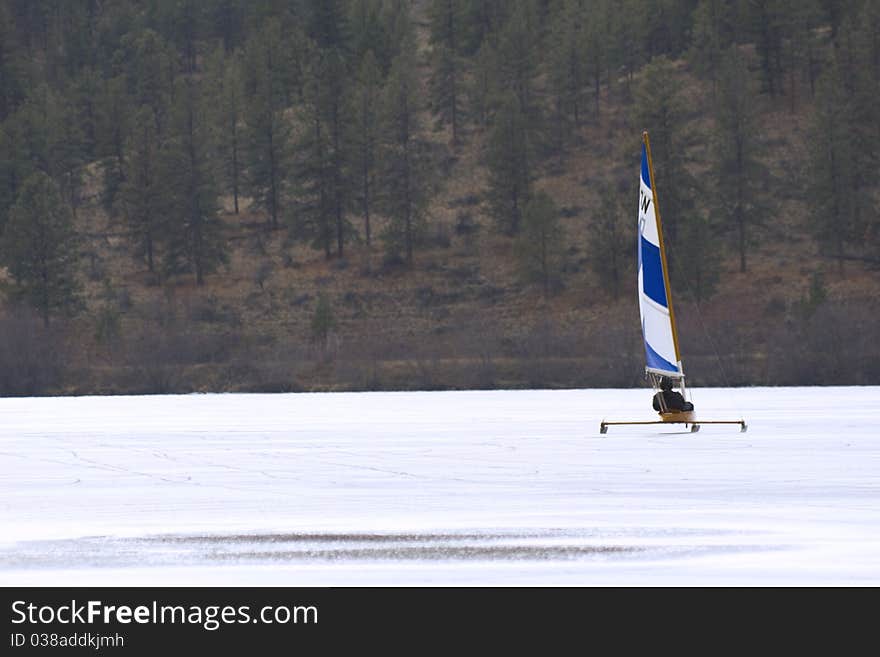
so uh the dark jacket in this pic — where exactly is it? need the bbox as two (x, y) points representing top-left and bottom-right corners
(653, 389), (690, 412)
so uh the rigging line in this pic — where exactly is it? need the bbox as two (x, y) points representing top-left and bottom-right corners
(663, 235), (745, 417)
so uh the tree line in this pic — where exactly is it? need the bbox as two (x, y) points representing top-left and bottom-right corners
(0, 0), (878, 329)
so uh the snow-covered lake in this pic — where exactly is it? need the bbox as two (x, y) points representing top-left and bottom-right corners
(1, 387), (878, 586)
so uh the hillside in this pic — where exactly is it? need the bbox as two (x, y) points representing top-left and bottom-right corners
(0, 0), (878, 396)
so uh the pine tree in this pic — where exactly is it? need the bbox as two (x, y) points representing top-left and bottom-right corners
(496, 2), (540, 122)
(545, 0), (585, 155)
(0, 2), (25, 122)
(807, 58), (865, 271)
(608, 0), (646, 100)
(485, 93), (533, 236)
(349, 0), (387, 65)
(582, 3), (607, 117)
(516, 191), (564, 298)
(0, 171), (81, 327)
(832, 14), (880, 264)
(670, 211), (720, 303)
(588, 181), (632, 300)
(305, 0), (350, 52)
(747, 0), (785, 97)
(243, 19), (291, 230)
(0, 111), (33, 234)
(303, 2), (353, 266)
(211, 0), (247, 52)
(460, 0), (508, 55)
(379, 38), (431, 267)
(779, 0), (825, 112)
(467, 40), (499, 128)
(863, 0), (880, 84)
(4, 84), (85, 219)
(324, 49), (353, 259)
(429, 0), (466, 145)
(205, 46), (245, 214)
(688, 0), (734, 100)
(296, 52), (335, 259)
(712, 49), (771, 273)
(633, 56), (696, 243)
(311, 293), (337, 352)
(161, 78), (227, 285)
(296, 47), (354, 259)
(119, 28), (176, 135)
(95, 75), (133, 216)
(352, 50), (383, 247)
(120, 105), (164, 273)
(380, 0), (418, 67)
(70, 68), (102, 160)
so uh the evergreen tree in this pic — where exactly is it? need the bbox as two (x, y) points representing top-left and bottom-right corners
(832, 15), (880, 261)
(747, 0), (785, 97)
(608, 0), (647, 100)
(379, 39), (431, 267)
(0, 111), (33, 234)
(467, 40), (499, 128)
(296, 52), (335, 259)
(95, 74), (133, 215)
(120, 105), (164, 273)
(485, 93), (533, 235)
(70, 67), (102, 160)
(243, 19), (291, 230)
(633, 57), (696, 243)
(324, 49), (353, 259)
(429, 0), (466, 145)
(349, 0), (387, 65)
(644, 0), (696, 59)
(712, 50), (771, 273)
(381, 0), (418, 66)
(779, 0), (825, 112)
(0, 171), (81, 327)
(496, 2), (540, 122)
(161, 78), (227, 285)
(3, 84), (85, 219)
(807, 62), (862, 270)
(352, 50), (383, 247)
(210, 0), (247, 52)
(205, 46), (245, 214)
(545, 0), (586, 151)
(117, 28), (176, 135)
(296, 47), (353, 259)
(161, 0), (203, 73)
(670, 210), (720, 302)
(862, 0), (880, 84)
(305, 0), (350, 52)
(296, 48), (342, 259)
(688, 0), (734, 100)
(0, 2), (25, 122)
(311, 293), (337, 352)
(460, 0), (508, 55)
(588, 181), (632, 300)
(516, 191), (564, 298)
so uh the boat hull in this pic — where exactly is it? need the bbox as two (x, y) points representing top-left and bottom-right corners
(658, 410), (696, 423)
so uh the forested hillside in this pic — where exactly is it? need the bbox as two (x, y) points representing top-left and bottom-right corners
(0, 0), (878, 396)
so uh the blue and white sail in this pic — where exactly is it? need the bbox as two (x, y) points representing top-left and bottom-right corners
(637, 135), (682, 377)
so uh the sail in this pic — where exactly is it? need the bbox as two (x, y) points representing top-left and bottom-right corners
(637, 136), (681, 377)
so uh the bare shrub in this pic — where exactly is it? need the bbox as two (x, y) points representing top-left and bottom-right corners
(0, 310), (66, 395)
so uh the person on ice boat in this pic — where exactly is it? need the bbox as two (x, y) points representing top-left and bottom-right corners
(652, 377), (694, 413)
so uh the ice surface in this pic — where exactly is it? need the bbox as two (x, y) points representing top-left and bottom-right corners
(1, 387), (878, 585)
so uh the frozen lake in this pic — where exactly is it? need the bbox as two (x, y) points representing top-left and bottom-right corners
(1, 386), (879, 585)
